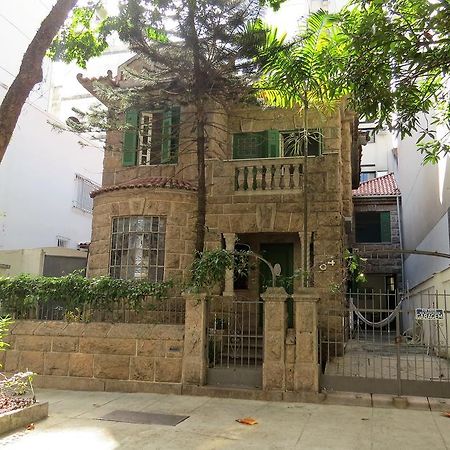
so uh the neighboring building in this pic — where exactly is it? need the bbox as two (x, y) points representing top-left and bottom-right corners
(394, 127), (450, 294)
(351, 173), (403, 294)
(0, 2), (104, 275)
(0, 247), (87, 277)
(0, 84), (103, 253)
(79, 57), (359, 319)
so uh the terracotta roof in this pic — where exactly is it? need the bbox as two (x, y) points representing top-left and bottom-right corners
(352, 173), (401, 197)
(91, 177), (197, 198)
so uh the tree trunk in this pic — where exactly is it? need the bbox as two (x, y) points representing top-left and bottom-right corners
(195, 101), (207, 254)
(0, 0), (77, 163)
(302, 100), (309, 287)
(187, 0), (207, 254)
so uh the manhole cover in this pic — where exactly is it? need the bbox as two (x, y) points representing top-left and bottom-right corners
(98, 410), (189, 426)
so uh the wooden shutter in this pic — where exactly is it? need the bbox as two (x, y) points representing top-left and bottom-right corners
(169, 106), (180, 163)
(265, 130), (280, 157)
(380, 211), (391, 242)
(233, 131), (275, 159)
(161, 108), (172, 163)
(123, 109), (138, 166)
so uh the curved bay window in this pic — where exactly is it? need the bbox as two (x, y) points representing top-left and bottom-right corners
(110, 216), (166, 281)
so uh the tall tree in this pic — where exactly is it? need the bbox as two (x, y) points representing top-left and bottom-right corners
(0, 0), (79, 163)
(52, 0), (278, 253)
(257, 11), (348, 286)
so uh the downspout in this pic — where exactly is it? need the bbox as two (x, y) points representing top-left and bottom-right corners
(396, 195), (405, 292)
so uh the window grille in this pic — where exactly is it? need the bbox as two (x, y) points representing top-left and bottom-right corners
(74, 174), (99, 213)
(109, 216), (166, 281)
(280, 129), (322, 157)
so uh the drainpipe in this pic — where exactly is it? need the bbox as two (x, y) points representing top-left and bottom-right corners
(396, 195), (405, 292)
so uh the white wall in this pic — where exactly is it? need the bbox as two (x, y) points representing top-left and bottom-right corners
(360, 129), (395, 175)
(0, 85), (103, 251)
(395, 119), (450, 289)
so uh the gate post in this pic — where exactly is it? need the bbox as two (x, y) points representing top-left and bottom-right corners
(292, 288), (320, 392)
(182, 292), (207, 386)
(261, 287), (288, 391)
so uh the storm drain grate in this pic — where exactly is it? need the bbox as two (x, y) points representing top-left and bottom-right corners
(98, 410), (190, 426)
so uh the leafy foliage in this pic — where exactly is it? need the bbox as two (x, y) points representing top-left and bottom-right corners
(0, 316), (13, 358)
(0, 273), (172, 319)
(339, 0), (450, 161)
(189, 249), (250, 292)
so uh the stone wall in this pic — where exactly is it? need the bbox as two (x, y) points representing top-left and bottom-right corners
(89, 187), (197, 281)
(1, 321), (184, 393)
(352, 198), (403, 289)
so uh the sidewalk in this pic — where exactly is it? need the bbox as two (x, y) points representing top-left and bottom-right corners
(0, 389), (449, 449)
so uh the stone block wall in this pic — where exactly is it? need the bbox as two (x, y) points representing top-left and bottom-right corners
(352, 198), (403, 289)
(89, 188), (197, 281)
(1, 321), (184, 392)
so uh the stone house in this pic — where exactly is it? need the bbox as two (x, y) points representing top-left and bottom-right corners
(351, 173), (403, 297)
(11, 56), (359, 394)
(79, 57), (359, 297)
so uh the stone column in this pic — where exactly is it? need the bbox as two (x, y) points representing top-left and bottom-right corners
(292, 288), (320, 392)
(222, 233), (236, 297)
(181, 292), (207, 385)
(261, 287), (287, 391)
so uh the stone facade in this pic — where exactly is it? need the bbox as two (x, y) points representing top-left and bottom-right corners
(2, 321), (184, 392)
(76, 60), (360, 395)
(352, 197), (403, 291)
(88, 99), (356, 300)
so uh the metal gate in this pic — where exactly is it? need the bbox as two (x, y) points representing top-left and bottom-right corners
(320, 291), (450, 397)
(207, 297), (263, 388)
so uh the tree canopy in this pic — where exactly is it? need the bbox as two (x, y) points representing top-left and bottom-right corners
(338, 0), (450, 162)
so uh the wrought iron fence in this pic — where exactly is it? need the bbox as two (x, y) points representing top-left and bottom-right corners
(320, 290), (450, 397)
(2, 296), (185, 325)
(207, 296), (263, 369)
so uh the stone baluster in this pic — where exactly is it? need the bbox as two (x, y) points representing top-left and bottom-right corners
(261, 165), (267, 190)
(272, 164), (281, 191)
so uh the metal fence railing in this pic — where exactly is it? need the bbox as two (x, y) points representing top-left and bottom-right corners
(320, 290), (450, 397)
(2, 296), (185, 325)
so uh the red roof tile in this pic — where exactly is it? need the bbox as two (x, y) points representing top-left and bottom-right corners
(352, 173), (400, 197)
(91, 177), (197, 198)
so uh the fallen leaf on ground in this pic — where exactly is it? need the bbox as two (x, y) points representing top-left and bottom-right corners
(26, 423), (35, 431)
(236, 417), (258, 425)
(441, 412), (450, 418)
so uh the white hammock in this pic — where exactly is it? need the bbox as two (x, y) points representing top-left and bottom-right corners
(349, 298), (404, 328)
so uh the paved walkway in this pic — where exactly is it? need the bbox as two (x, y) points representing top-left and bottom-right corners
(0, 389), (449, 449)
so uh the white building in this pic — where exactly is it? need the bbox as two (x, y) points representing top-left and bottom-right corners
(0, 1), (103, 267)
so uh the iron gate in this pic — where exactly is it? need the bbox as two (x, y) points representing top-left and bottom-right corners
(320, 291), (450, 397)
(207, 297), (263, 388)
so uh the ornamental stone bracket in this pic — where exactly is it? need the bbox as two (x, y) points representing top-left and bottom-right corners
(181, 292), (207, 386)
(260, 287), (288, 391)
(292, 288), (321, 393)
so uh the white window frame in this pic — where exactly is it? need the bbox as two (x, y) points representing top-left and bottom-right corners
(73, 174), (99, 214)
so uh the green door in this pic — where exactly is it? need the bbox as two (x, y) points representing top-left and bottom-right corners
(259, 243), (294, 327)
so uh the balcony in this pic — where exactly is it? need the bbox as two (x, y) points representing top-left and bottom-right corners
(232, 157), (303, 193)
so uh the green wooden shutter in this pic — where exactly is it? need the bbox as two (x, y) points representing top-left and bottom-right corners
(123, 109), (138, 166)
(265, 130), (280, 158)
(380, 212), (391, 242)
(232, 131), (280, 159)
(161, 108), (172, 163)
(169, 106), (180, 163)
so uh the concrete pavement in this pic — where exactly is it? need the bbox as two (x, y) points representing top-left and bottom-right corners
(0, 389), (449, 449)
